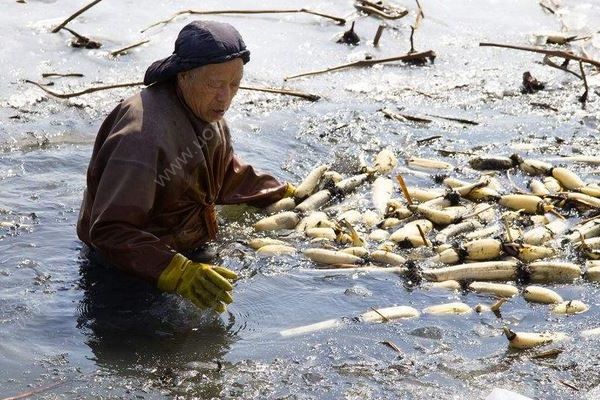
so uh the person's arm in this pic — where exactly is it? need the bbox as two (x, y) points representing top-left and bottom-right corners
(217, 153), (292, 207)
(87, 138), (177, 282)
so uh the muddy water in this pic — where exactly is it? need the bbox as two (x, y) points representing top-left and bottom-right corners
(1, 0), (600, 399)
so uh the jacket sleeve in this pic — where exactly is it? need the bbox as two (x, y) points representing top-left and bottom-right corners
(217, 150), (287, 208)
(86, 106), (177, 283)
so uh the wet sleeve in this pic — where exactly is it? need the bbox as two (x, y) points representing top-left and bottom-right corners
(217, 153), (288, 207)
(87, 109), (176, 283)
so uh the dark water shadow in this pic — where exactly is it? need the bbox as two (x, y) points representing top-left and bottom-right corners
(76, 248), (235, 397)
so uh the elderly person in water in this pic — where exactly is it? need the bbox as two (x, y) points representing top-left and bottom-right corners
(77, 21), (295, 313)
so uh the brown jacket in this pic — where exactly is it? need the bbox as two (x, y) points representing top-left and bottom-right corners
(77, 82), (286, 282)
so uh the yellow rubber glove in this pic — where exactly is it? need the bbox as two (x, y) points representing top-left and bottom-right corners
(157, 253), (238, 313)
(283, 182), (296, 198)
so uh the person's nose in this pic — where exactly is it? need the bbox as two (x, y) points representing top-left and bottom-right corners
(216, 86), (230, 103)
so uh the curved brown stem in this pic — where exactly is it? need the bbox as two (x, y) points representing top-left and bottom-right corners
(141, 8), (346, 33)
(479, 42), (600, 69)
(51, 0), (103, 33)
(285, 50), (436, 80)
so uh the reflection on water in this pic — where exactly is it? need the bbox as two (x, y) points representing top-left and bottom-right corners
(76, 250), (235, 397)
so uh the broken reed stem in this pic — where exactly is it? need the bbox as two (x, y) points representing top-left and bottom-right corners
(425, 114), (479, 125)
(490, 298), (507, 312)
(25, 80), (143, 99)
(241, 85), (321, 101)
(61, 26), (87, 41)
(1, 379), (67, 400)
(285, 50), (435, 80)
(416, 224), (429, 247)
(25, 80), (320, 101)
(51, 0), (103, 33)
(373, 25), (385, 47)
(380, 340), (402, 353)
(578, 61), (589, 107)
(415, 0), (425, 19)
(381, 108), (431, 123)
(110, 39), (150, 57)
(354, 1), (409, 20)
(479, 42), (600, 69)
(409, 0), (424, 53)
(141, 8), (346, 33)
(530, 102), (558, 111)
(543, 55), (582, 80)
(41, 73), (84, 78)
(559, 380), (580, 391)
(416, 135), (441, 145)
(395, 175), (413, 205)
(370, 307), (390, 322)
(464, 204), (494, 219)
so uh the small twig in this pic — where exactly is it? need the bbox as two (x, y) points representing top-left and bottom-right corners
(110, 39), (150, 57)
(1, 378), (67, 400)
(380, 340), (402, 353)
(409, 26), (416, 53)
(373, 24), (385, 47)
(381, 108), (432, 123)
(415, 0), (425, 19)
(61, 26), (86, 41)
(416, 224), (429, 247)
(395, 174), (413, 205)
(559, 380), (579, 391)
(434, 148), (476, 156)
(530, 102), (559, 112)
(463, 204), (494, 220)
(548, 208), (566, 220)
(42, 72), (84, 78)
(425, 114), (479, 125)
(61, 27), (101, 49)
(400, 87), (435, 98)
(490, 298), (507, 312)
(51, 0), (102, 33)
(370, 307), (390, 322)
(416, 135), (441, 145)
(408, 0), (424, 54)
(539, 1), (556, 14)
(479, 42), (600, 69)
(329, 263), (363, 269)
(241, 85), (321, 101)
(581, 213), (600, 224)
(579, 61), (589, 108)
(577, 231), (590, 251)
(543, 55), (582, 79)
(25, 80), (143, 99)
(141, 8), (346, 33)
(285, 50), (436, 80)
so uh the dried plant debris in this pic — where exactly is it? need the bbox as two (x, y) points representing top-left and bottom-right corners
(521, 71), (545, 94)
(62, 27), (102, 49)
(354, 0), (408, 20)
(337, 21), (360, 45)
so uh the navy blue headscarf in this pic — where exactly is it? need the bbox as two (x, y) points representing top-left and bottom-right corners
(144, 20), (250, 86)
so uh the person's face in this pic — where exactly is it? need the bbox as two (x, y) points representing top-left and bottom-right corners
(177, 58), (243, 122)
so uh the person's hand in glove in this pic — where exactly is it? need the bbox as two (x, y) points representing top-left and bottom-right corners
(283, 182), (296, 198)
(157, 253), (238, 313)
